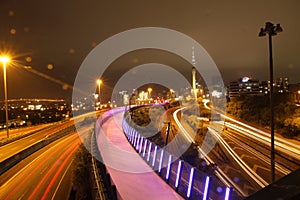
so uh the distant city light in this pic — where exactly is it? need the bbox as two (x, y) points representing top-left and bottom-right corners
(242, 77), (250, 82)
(211, 90), (222, 98)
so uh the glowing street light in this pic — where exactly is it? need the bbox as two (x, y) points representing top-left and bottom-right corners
(0, 55), (11, 138)
(259, 21), (283, 183)
(96, 79), (102, 102)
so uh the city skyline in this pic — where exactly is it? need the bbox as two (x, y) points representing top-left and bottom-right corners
(0, 0), (299, 101)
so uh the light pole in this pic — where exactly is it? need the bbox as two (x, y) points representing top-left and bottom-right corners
(259, 22), (283, 183)
(165, 122), (171, 146)
(0, 56), (11, 138)
(96, 79), (102, 102)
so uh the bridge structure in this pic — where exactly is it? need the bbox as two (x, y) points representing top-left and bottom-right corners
(94, 108), (236, 200)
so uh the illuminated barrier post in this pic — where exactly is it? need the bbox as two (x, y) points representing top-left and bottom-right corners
(127, 127), (131, 141)
(158, 149), (165, 174)
(131, 130), (135, 145)
(130, 129), (133, 142)
(202, 176), (210, 200)
(152, 145), (158, 168)
(131, 130), (135, 144)
(139, 137), (144, 154)
(135, 134), (141, 150)
(133, 131), (138, 147)
(224, 187), (232, 200)
(142, 139), (148, 157)
(187, 167), (195, 199)
(165, 154), (173, 183)
(175, 160), (184, 192)
(125, 128), (129, 139)
(131, 129), (135, 144)
(129, 129), (132, 143)
(147, 142), (152, 163)
(129, 127), (133, 141)
(124, 123), (128, 138)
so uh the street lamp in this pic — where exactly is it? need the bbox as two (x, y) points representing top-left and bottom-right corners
(96, 79), (102, 101)
(259, 22), (283, 183)
(0, 55), (11, 138)
(164, 122), (171, 146)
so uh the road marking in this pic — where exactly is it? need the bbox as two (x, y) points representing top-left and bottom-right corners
(253, 164), (270, 173)
(51, 159), (74, 200)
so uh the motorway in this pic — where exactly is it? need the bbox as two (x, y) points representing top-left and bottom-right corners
(172, 108), (261, 197)
(0, 111), (99, 199)
(0, 124), (52, 142)
(0, 120), (75, 163)
(173, 100), (300, 197)
(0, 125), (92, 200)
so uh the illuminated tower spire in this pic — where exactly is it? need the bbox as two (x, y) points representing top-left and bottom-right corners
(192, 46), (196, 66)
(191, 47), (196, 91)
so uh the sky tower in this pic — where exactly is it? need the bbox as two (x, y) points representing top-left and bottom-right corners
(191, 47), (197, 98)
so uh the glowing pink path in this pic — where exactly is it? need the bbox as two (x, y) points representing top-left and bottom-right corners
(96, 108), (183, 200)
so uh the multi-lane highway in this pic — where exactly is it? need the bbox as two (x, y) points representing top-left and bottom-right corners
(0, 120), (75, 163)
(0, 111), (99, 200)
(0, 124), (92, 200)
(174, 100), (300, 197)
(0, 124), (52, 143)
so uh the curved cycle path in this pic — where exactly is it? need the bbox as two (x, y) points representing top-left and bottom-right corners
(96, 108), (183, 200)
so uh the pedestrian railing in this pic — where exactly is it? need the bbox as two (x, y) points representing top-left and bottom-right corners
(122, 119), (236, 200)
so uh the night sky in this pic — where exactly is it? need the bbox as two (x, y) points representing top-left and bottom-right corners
(0, 0), (299, 101)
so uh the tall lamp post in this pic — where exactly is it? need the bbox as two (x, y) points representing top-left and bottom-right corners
(164, 122), (171, 146)
(96, 79), (102, 103)
(259, 22), (283, 183)
(0, 56), (11, 138)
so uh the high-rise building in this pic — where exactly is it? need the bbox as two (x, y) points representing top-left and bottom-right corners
(228, 77), (261, 98)
(228, 77), (290, 98)
(275, 77), (289, 93)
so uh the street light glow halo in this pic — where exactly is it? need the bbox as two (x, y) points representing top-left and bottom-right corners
(96, 79), (102, 85)
(0, 55), (11, 64)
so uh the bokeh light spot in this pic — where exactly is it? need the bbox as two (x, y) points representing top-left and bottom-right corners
(233, 177), (240, 183)
(62, 84), (69, 90)
(8, 11), (14, 17)
(24, 27), (30, 33)
(69, 48), (75, 54)
(26, 56), (32, 63)
(47, 64), (54, 70)
(10, 28), (16, 35)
